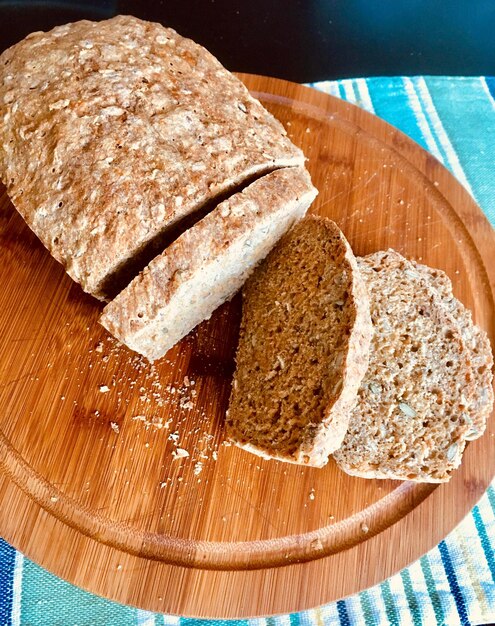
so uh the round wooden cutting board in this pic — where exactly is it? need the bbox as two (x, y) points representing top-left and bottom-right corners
(0, 75), (494, 619)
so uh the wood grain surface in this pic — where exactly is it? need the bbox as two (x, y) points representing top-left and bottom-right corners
(0, 75), (493, 619)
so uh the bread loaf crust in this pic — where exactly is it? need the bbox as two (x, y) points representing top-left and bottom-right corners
(100, 167), (317, 361)
(0, 15), (304, 299)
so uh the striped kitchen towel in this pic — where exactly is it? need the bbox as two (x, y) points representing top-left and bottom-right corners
(0, 76), (494, 626)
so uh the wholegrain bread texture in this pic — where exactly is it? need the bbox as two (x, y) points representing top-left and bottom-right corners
(333, 250), (479, 483)
(413, 261), (493, 438)
(0, 15), (304, 299)
(226, 216), (372, 467)
(100, 167), (317, 362)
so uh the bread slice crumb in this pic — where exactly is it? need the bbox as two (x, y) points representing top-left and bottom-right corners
(226, 216), (372, 467)
(333, 250), (486, 483)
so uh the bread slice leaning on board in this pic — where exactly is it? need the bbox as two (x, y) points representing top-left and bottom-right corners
(0, 15), (305, 301)
(333, 250), (492, 483)
(100, 167), (318, 362)
(226, 216), (373, 467)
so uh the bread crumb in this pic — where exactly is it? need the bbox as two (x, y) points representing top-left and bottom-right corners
(110, 422), (120, 433)
(310, 538), (323, 550)
(99, 385), (110, 393)
(50, 495), (58, 503)
(172, 448), (189, 459)
(361, 522), (369, 534)
(194, 461), (203, 475)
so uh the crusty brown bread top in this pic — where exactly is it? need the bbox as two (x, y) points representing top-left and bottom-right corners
(413, 261), (494, 439)
(100, 167), (317, 362)
(226, 216), (372, 467)
(0, 15), (304, 299)
(333, 250), (481, 483)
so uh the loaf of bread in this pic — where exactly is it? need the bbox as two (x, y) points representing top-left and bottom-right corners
(333, 250), (483, 483)
(226, 216), (372, 467)
(100, 167), (317, 361)
(0, 15), (304, 300)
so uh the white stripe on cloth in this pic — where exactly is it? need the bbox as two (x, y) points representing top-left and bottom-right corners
(355, 78), (376, 114)
(310, 80), (341, 98)
(480, 77), (495, 110)
(269, 614), (291, 626)
(340, 591), (368, 625)
(248, 617), (267, 626)
(426, 550), (463, 626)
(136, 609), (156, 626)
(407, 558), (439, 626)
(11, 551), (23, 626)
(453, 523), (492, 625)
(161, 614), (180, 625)
(403, 77), (445, 163)
(414, 77), (474, 196)
(342, 79), (357, 104)
(317, 601), (341, 624)
(362, 581), (389, 624)
(387, 571), (415, 626)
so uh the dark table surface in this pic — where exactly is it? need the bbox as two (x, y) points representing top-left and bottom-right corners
(1, 0), (494, 82)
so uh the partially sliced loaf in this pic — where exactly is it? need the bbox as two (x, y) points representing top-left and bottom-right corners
(100, 167), (317, 361)
(0, 15), (304, 299)
(333, 250), (479, 483)
(413, 262), (494, 438)
(226, 216), (372, 467)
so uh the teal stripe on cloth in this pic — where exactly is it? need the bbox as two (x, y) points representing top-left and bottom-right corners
(486, 484), (495, 517)
(20, 558), (139, 626)
(472, 505), (495, 585)
(423, 76), (495, 223)
(0, 77), (494, 626)
(0, 539), (15, 626)
(358, 591), (377, 626)
(419, 556), (446, 625)
(485, 77), (495, 101)
(380, 581), (400, 626)
(400, 569), (423, 626)
(438, 541), (470, 625)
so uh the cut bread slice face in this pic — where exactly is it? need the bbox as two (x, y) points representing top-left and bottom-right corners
(100, 167), (317, 362)
(0, 15), (304, 300)
(413, 261), (494, 439)
(226, 216), (372, 467)
(333, 250), (481, 483)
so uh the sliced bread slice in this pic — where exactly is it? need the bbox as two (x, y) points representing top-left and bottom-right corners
(333, 250), (479, 483)
(100, 166), (317, 361)
(0, 15), (304, 299)
(225, 216), (372, 467)
(413, 262), (493, 439)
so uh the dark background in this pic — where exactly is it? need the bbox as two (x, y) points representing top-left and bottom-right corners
(0, 0), (494, 82)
